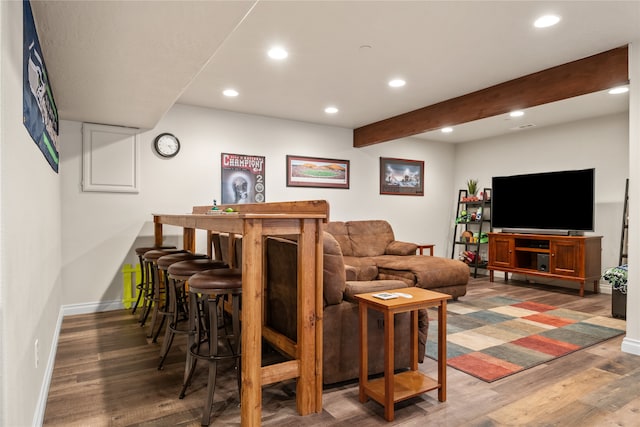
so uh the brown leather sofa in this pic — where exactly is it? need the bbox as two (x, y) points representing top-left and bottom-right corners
(265, 232), (429, 385)
(326, 220), (469, 299)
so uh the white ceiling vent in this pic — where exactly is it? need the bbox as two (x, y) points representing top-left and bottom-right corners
(511, 123), (537, 131)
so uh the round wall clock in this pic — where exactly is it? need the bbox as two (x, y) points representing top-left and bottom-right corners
(153, 133), (180, 158)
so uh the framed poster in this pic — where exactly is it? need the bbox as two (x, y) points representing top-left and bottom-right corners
(380, 157), (424, 196)
(23, 0), (59, 172)
(286, 155), (350, 189)
(221, 153), (266, 204)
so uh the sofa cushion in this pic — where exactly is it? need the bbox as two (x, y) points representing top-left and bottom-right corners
(373, 255), (470, 290)
(324, 221), (353, 256)
(376, 268), (415, 286)
(385, 240), (418, 256)
(342, 256), (379, 281)
(345, 220), (395, 257)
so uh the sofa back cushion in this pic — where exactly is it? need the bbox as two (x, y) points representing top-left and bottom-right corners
(325, 221), (353, 256)
(346, 220), (395, 257)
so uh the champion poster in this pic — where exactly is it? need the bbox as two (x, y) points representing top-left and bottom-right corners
(23, 0), (59, 172)
(221, 153), (266, 204)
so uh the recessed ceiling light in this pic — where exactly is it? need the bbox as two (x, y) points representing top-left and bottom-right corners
(441, 127), (453, 133)
(223, 89), (239, 97)
(534, 14), (561, 28)
(268, 46), (288, 60)
(324, 106), (339, 114)
(388, 79), (406, 88)
(509, 110), (525, 118)
(608, 86), (629, 95)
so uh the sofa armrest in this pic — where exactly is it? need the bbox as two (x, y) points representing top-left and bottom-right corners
(385, 240), (418, 256)
(343, 280), (408, 303)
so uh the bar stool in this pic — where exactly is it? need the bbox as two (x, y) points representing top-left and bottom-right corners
(179, 268), (242, 426)
(157, 258), (228, 369)
(152, 252), (210, 344)
(140, 248), (190, 333)
(132, 245), (176, 315)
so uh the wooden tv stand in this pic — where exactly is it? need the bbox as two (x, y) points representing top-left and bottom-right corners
(487, 232), (602, 297)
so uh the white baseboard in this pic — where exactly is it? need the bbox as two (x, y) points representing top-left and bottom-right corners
(621, 336), (640, 356)
(600, 282), (612, 294)
(62, 299), (125, 316)
(32, 307), (64, 427)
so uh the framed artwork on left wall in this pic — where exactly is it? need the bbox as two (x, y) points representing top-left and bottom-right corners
(380, 157), (424, 196)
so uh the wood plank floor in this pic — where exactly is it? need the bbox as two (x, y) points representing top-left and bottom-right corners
(43, 277), (640, 426)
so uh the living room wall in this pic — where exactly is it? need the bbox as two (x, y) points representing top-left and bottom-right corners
(451, 112), (629, 287)
(59, 104), (457, 308)
(1, 2), (63, 425)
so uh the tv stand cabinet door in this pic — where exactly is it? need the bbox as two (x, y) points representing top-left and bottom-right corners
(489, 235), (514, 268)
(550, 239), (582, 277)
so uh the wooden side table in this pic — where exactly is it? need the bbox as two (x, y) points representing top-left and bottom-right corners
(416, 244), (435, 256)
(355, 287), (448, 421)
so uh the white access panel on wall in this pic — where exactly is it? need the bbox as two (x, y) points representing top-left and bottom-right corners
(82, 123), (140, 193)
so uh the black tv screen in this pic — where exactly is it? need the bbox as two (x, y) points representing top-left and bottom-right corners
(491, 168), (595, 232)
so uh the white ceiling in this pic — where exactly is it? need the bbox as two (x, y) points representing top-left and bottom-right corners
(31, 1), (640, 144)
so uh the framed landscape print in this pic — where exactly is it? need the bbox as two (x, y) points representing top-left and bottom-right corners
(380, 157), (424, 196)
(286, 155), (350, 189)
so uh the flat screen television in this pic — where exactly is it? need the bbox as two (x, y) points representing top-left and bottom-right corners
(491, 168), (595, 234)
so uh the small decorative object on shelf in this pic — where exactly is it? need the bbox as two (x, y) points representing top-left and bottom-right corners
(211, 199), (219, 211)
(461, 230), (473, 242)
(459, 250), (481, 265)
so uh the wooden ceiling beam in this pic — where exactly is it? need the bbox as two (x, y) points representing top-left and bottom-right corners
(353, 46), (629, 147)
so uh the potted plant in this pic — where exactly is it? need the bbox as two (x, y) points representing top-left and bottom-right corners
(603, 264), (627, 319)
(466, 179), (478, 196)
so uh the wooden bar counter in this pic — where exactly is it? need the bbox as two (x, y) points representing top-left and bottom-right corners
(153, 200), (329, 426)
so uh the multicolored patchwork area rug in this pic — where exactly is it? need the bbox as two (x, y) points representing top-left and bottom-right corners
(425, 296), (626, 382)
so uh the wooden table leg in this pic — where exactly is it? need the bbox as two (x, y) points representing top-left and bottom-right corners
(358, 302), (368, 403)
(183, 227), (195, 252)
(154, 222), (163, 247)
(296, 219), (318, 415)
(384, 309), (395, 421)
(240, 219), (263, 427)
(410, 310), (418, 370)
(438, 300), (447, 402)
(314, 219), (324, 413)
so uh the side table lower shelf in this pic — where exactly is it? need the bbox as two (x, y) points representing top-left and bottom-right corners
(363, 370), (440, 405)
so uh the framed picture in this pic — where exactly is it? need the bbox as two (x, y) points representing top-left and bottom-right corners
(380, 157), (424, 196)
(23, 0), (59, 172)
(286, 155), (350, 189)
(221, 153), (266, 204)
